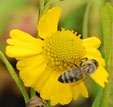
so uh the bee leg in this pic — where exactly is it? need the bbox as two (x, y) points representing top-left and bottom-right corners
(81, 57), (88, 61)
(63, 61), (78, 67)
(67, 62), (78, 67)
(69, 62), (78, 67)
(79, 57), (88, 66)
(80, 61), (83, 66)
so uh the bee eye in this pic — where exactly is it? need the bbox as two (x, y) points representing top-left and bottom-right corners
(92, 59), (99, 68)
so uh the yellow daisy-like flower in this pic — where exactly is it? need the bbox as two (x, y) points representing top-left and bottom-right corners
(6, 7), (108, 106)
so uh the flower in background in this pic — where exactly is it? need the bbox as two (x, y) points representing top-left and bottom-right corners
(6, 7), (108, 106)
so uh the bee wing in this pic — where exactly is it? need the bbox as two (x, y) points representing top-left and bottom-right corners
(58, 67), (88, 83)
(72, 68), (88, 82)
(69, 73), (88, 85)
(75, 74), (88, 83)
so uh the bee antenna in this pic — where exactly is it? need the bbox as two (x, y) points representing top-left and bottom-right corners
(79, 57), (88, 66)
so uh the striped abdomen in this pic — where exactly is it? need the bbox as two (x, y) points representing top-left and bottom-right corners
(58, 67), (84, 83)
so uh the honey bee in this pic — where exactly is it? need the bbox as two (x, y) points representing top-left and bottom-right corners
(58, 58), (99, 83)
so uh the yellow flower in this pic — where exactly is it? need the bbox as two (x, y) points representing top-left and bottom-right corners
(6, 7), (108, 106)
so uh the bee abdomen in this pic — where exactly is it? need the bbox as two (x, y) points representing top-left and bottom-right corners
(58, 69), (80, 83)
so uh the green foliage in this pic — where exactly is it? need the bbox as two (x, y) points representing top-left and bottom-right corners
(47, 100), (52, 107)
(0, 0), (28, 52)
(30, 88), (36, 98)
(0, 51), (29, 103)
(100, 3), (113, 107)
(92, 89), (103, 107)
(59, 4), (87, 33)
(82, 0), (91, 38)
(92, 3), (113, 107)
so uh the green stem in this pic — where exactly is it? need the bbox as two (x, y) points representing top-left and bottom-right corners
(100, 3), (113, 106)
(30, 88), (36, 98)
(44, 0), (61, 8)
(101, 55), (112, 107)
(82, 0), (91, 38)
(39, 0), (62, 18)
(101, 65), (112, 107)
(47, 100), (52, 107)
(39, 0), (45, 18)
(0, 51), (29, 103)
(101, 23), (113, 107)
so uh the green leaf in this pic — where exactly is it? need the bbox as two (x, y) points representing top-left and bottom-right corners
(100, 3), (111, 62)
(100, 3), (113, 107)
(82, 0), (92, 38)
(92, 89), (103, 107)
(0, 51), (29, 103)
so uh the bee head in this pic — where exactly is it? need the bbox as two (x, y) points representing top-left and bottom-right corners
(82, 59), (99, 75)
(91, 59), (99, 68)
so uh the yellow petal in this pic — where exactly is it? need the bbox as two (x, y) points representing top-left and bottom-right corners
(16, 55), (45, 70)
(6, 46), (42, 58)
(83, 36), (106, 66)
(91, 67), (108, 87)
(18, 55), (47, 87)
(71, 85), (80, 100)
(40, 71), (72, 106)
(71, 82), (88, 100)
(34, 67), (53, 92)
(84, 46), (108, 87)
(6, 29), (43, 58)
(78, 82), (88, 97)
(84, 48), (106, 67)
(9, 29), (39, 41)
(83, 37), (101, 48)
(37, 7), (61, 39)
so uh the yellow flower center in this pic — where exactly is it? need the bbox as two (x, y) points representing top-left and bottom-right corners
(43, 30), (86, 71)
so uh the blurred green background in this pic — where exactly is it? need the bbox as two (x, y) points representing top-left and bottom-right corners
(0, 0), (113, 107)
